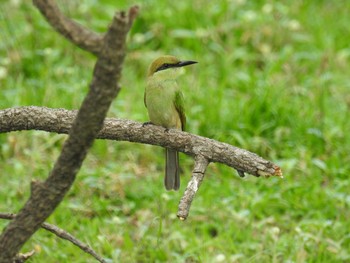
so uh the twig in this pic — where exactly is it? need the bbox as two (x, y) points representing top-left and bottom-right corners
(0, 213), (106, 263)
(177, 156), (209, 220)
(33, 0), (103, 55)
(13, 250), (35, 263)
(0, 106), (283, 178)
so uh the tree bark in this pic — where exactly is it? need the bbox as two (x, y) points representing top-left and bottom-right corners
(0, 4), (138, 262)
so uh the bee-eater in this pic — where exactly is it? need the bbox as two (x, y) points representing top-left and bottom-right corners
(144, 55), (197, 190)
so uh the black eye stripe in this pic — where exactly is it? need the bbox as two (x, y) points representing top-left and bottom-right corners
(156, 62), (179, 72)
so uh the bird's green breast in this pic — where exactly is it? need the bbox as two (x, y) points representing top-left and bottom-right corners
(145, 79), (181, 129)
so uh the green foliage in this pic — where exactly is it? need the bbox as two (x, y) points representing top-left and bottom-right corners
(1, 0), (350, 262)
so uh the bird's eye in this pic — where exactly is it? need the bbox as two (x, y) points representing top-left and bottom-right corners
(163, 63), (169, 68)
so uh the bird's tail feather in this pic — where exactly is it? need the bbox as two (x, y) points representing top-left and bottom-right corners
(165, 149), (180, 190)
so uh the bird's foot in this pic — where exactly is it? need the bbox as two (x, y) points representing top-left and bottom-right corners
(142, 121), (154, 127)
(236, 169), (245, 178)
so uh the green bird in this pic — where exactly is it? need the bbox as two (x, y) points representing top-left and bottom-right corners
(144, 55), (197, 190)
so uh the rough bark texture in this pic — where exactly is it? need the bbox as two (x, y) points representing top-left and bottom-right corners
(0, 106), (282, 178)
(177, 156), (209, 220)
(0, 4), (138, 262)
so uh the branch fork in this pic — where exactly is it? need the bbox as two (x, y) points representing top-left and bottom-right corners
(178, 155), (209, 220)
(0, 106), (283, 222)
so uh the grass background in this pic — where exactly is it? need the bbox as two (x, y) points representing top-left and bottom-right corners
(1, 0), (350, 262)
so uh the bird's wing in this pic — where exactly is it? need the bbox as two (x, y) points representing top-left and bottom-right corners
(174, 90), (186, 131)
(144, 91), (147, 108)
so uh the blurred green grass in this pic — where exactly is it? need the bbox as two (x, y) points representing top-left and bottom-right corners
(1, 0), (350, 262)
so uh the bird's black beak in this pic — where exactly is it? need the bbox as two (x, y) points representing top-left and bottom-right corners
(177, 61), (198, 67)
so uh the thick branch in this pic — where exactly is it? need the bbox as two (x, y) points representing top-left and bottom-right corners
(0, 6), (138, 263)
(0, 213), (106, 263)
(0, 106), (282, 178)
(33, 0), (103, 55)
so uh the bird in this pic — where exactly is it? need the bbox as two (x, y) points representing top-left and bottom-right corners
(144, 55), (197, 190)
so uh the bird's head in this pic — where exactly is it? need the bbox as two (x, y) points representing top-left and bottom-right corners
(147, 55), (197, 80)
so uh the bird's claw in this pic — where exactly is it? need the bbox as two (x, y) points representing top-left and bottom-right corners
(236, 169), (245, 178)
(142, 121), (153, 127)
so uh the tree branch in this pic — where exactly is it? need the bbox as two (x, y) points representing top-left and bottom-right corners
(0, 213), (106, 263)
(177, 156), (209, 220)
(0, 106), (282, 221)
(0, 106), (282, 179)
(12, 250), (35, 263)
(0, 4), (138, 262)
(33, 0), (103, 55)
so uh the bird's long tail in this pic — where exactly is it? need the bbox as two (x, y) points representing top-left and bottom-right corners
(165, 149), (180, 190)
